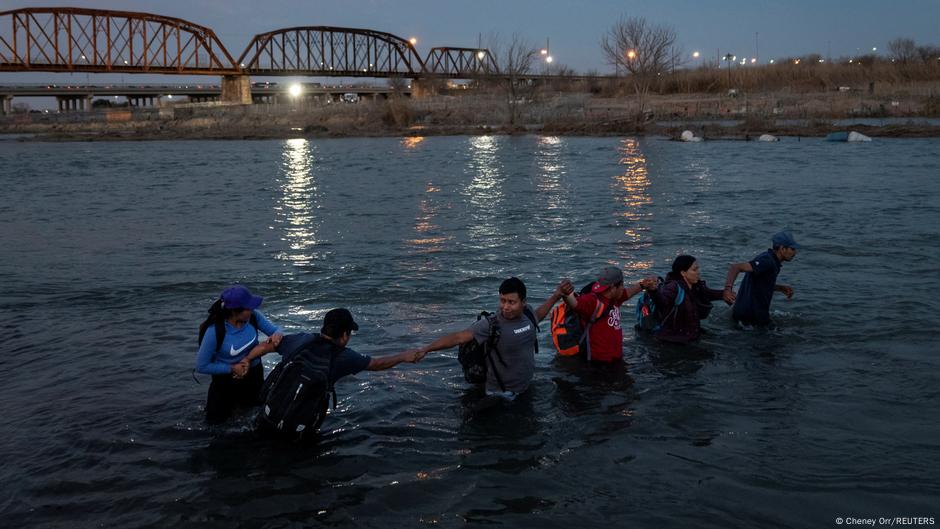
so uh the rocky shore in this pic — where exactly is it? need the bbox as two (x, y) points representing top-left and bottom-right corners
(2, 90), (939, 141)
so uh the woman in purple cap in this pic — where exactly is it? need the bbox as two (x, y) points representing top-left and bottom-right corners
(196, 285), (283, 424)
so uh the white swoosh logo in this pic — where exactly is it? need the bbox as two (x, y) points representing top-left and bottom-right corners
(229, 341), (253, 356)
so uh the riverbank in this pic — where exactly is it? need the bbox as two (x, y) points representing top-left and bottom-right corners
(3, 89), (939, 141)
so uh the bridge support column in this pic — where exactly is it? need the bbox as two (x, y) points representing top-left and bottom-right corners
(410, 79), (432, 98)
(1, 95), (12, 115)
(221, 75), (252, 104)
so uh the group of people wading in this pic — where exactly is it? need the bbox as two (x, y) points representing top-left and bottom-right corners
(195, 231), (800, 439)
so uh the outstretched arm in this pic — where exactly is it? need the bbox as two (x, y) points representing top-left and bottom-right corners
(418, 329), (475, 355)
(532, 282), (566, 322)
(367, 349), (425, 371)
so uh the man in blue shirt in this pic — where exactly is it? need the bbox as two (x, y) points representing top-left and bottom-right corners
(724, 231), (801, 327)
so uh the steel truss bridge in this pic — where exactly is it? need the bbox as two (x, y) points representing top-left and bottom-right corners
(0, 7), (500, 78)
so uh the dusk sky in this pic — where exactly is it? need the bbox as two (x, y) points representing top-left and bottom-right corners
(4, 0), (940, 83)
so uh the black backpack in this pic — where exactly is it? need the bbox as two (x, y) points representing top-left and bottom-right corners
(457, 307), (538, 391)
(257, 335), (338, 440)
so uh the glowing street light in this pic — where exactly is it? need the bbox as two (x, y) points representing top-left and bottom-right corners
(409, 37), (417, 46)
(692, 51), (700, 58)
(546, 55), (554, 63)
(476, 50), (486, 60)
(289, 83), (302, 98)
(540, 48), (548, 55)
(872, 47), (877, 52)
(627, 49), (636, 60)
(750, 57), (757, 64)
(769, 59), (775, 64)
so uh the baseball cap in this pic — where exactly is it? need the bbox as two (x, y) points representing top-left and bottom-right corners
(772, 231), (801, 249)
(323, 308), (359, 334)
(591, 266), (624, 294)
(220, 285), (263, 310)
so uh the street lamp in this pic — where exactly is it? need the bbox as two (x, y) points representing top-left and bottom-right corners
(409, 37), (417, 46)
(289, 83), (302, 98)
(477, 50), (485, 60)
(627, 49), (636, 60)
(692, 51), (700, 58)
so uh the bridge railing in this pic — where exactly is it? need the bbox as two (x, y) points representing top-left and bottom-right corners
(238, 26), (427, 77)
(0, 7), (238, 74)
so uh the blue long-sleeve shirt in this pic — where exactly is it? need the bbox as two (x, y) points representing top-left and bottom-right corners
(195, 310), (280, 375)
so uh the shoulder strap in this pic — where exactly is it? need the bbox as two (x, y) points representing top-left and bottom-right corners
(522, 306), (540, 355)
(484, 314), (507, 392)
(213, 319), (225, 354)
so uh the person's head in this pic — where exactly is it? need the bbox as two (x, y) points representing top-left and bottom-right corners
(321, 308), (359, 346)
(771, 231), (800, 262)
(498, 277), (527, 319)
(220, 285), (263, 324)
(672, 255), (700, 286)
(591, 266), (624, 300)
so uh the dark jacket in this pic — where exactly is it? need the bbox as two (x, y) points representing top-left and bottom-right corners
(651, 273), (724, 344)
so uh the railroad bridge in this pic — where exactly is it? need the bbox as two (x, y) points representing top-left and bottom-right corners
(0, 6), (501, 110)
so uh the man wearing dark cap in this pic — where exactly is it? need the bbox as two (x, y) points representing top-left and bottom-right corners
(724, 231), (801, 327)
(237, 307), (423, 403)
(560, 267), (656, 363)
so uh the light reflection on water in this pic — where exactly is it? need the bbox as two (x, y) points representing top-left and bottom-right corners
(614, 138), (654, 273)
(275, 138), (321, 267)
(464, 136), (503, 242)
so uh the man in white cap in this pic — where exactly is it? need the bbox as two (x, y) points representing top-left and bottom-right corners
(724, 231), (801, 327)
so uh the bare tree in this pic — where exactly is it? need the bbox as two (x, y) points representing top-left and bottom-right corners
(487, 32), (538, 126)
(601, 16), (681, 120)
(916, 44), (940, 65)
(888, 37), (918, 64)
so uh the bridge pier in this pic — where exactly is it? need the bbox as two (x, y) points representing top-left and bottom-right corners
(56, 95), (92, 112)
(221, 75), (252, 104)
(1, 95), (12, 115)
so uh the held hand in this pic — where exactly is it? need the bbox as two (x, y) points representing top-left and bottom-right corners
(269, 332), (284, 347)
(403, 348), (426, 363)
(779, 285), (794, 299)
(722, 289), (736, 305)
(559, 278), (575, 296)
(639, 276), (658, 291)
(231, 361), (249, 379)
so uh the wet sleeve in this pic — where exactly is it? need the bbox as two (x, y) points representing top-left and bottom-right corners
(469, 318), (491, 345)
(195, 331), (231, 375)
(253, 310), (281, 336)
(331, 348), (372, 380)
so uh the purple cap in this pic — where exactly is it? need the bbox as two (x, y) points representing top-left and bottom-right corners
(220, 285), (263, 310)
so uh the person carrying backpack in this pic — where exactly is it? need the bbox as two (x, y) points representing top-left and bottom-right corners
(243, 308), (424, 439)
(195, 285), (283, 424)
(643, 255), (729, 344)
(558, 267), (657, 363)
(404, 277), (566, 400)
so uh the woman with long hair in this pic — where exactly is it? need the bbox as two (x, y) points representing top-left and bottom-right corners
(196, 285), (282, 424)
(646, 255), (729, 344)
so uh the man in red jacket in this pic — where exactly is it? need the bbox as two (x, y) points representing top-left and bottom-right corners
(561, 266), (656, 363)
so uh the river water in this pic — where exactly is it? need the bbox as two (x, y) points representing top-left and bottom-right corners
(1, 135), (938, 528)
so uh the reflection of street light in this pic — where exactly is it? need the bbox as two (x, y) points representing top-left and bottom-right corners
(289, 83), (302, 98)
